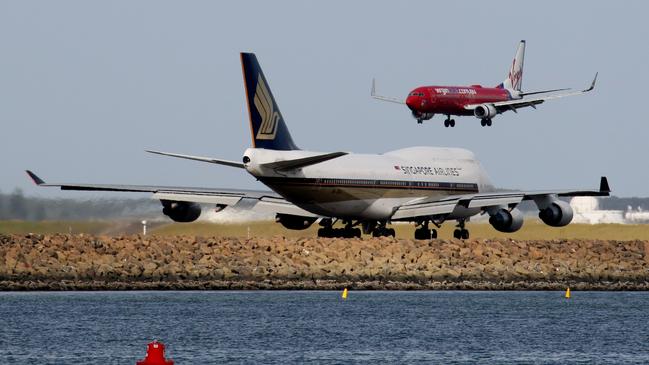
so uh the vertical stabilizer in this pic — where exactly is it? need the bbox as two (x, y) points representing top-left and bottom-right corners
(240, 53), (299, 151)
(497, 40), (525, 94)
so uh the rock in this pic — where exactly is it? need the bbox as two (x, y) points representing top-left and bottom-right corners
(2, 234), (649, 290)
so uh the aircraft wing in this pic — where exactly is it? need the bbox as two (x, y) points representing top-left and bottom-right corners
(391, 176), (610, 221)
(25, 170), (319, 218)
(464, 73), (598, 113)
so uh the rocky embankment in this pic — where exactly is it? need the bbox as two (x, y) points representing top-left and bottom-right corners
(1, 234), (649, 290)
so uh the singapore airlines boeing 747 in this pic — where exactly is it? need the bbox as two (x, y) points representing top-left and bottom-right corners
(27, 53), (609, 239)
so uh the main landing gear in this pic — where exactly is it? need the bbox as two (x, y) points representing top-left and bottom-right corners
(480, 118), (492, 127)
(453, 219), (470, 240)
(372, 226), (396, 238)
(414, 220), (438, 240)
(444, 115), (456, 128)
(317, 219), (362, 238)
(317, 219), (396, 238)
(367, 221), (395, 237)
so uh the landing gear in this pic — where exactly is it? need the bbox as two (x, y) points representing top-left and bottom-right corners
(452, 220), (470, 240)
(414, 220), (438, 240)
(444, 115), (456, 128)
(317, 219), (361, 238)
(372, 227), (395, 237)
(480, 118), (492, 127)
(371, 222), (395, 237)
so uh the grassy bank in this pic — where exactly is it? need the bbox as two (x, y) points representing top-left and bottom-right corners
(1, 220), (648, 240)
(0, 220), (114, 235)
(152, 220), (649, 240)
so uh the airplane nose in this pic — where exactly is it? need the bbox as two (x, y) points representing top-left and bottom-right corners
(406, 96), (416, 110)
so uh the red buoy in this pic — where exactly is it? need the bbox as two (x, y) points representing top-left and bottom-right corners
(136, 340), (174, 365)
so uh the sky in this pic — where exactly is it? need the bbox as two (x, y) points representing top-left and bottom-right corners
(1, 1), (648, 199)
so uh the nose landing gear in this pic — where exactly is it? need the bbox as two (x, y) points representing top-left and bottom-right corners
(317, 219), (362, 238)
(371, 221), (395, 237)
(414, 220), (438, 240)
(452, 219), (470, 240)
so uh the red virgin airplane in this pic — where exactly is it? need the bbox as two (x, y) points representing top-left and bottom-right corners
(372, 40), (597, 127)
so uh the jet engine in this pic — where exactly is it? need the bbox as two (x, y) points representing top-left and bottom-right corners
(412, 111), (434, 121)
(161, 200), (201, 222)
(538, 200), (573, 227)
(473, 104), (497, 119)
(489, 208), (524, 233)
(275, 214), (317, 230)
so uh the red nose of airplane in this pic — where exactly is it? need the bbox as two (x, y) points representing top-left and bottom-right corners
(406, 96), (417, 110)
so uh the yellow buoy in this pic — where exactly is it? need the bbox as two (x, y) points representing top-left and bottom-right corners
(342, 288), (348, 299)
(565, 288), (571, 299)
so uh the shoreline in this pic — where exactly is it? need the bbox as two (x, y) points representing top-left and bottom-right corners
(2, 233), (649, 291)
(2, 279), (649, 291)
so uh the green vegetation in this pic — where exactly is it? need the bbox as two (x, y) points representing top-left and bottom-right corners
(1, 219), (648, 240)
(0, 220), (114, 235)
(150, 220), (649, 241)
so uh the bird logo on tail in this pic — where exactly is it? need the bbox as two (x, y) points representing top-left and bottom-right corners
(254, 75), (280, 140)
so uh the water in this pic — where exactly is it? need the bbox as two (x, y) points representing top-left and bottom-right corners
(0, 291), (648, 364)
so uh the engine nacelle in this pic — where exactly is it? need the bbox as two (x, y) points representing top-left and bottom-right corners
(489, 208), (524, 233)
(474, 104), (497, 119)
(161, 200), (201, 223)
(275, 214), (317, 230)
(538, 200), (573, 227)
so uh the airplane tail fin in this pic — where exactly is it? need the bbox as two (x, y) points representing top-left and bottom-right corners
(496, 40), (525, 94)
(240, 53), (299, 151)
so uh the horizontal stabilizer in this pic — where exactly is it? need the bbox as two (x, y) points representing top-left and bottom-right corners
(146, 150), (244, 168)
(371, 78), (405, 104)
(260, 152), (348, 171)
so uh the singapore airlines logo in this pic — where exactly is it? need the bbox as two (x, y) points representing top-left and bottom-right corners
(254, 75), (280, 140)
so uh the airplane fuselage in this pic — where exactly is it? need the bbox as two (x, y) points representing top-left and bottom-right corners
(243, 146), (495, 220)
(406, 85), (515, 117)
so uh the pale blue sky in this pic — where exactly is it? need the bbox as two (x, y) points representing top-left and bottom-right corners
(1, 1), (647, 198)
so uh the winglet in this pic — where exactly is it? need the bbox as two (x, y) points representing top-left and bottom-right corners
(599, 176), (610, 193)
(26, 170), (45, 185)
(584, 72), (598, 92)
(371, 78), (376, 96)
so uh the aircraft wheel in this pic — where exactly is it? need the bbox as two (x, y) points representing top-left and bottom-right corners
(444, 120), (449, 127)
(450, 119), (456, 127)
(453, 229), (461, 239)
(354, 228), (362, 238)
(318, 228), (332, 238)
(486, 119), (492, 127)
(480, 119), (486, 127)
(461, 229), (470, 240)
(431, 229), (438, 239)
(417, 119), (423, 124)
(414, 228), (430, 240)
(387, 228), (396, 237)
